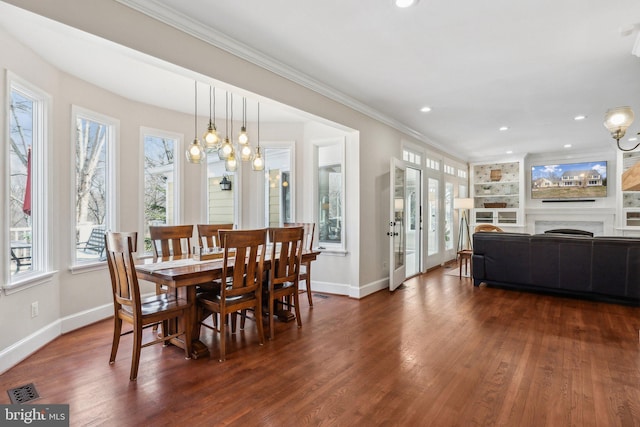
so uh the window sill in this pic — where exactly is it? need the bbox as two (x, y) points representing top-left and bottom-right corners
(69, 260), (107, 274)
(3, 270), (58, 295)
(316, 247), (348, 256)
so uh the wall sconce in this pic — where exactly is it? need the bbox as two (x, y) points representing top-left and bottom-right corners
(220, 175), (232, 191)
(604, 106), (639, 151)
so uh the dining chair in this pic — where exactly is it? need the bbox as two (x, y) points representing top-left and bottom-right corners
(266, 226), (304, 339)
(284, 222), (315, 306)
(196, 228), (267, 361)
(474, 224), (504, 233)
(196, 223), (234, 250)
(105, 231), (192, 381)
(149, 224), (194, 296)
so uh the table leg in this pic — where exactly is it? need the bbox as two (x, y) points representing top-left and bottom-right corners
(170, 286), (210, 359)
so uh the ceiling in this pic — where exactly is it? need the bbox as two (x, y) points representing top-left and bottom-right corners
(3, 0), (640, 161)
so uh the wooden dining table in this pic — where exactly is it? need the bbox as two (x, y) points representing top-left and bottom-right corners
(135, 249), (320, 359)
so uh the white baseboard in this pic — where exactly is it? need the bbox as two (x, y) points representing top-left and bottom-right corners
(0, 303), (112, 375)
(310, 277), (389, 299)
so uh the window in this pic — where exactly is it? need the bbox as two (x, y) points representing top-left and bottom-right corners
(72, 106), (118, 266)
(315, 138), (345, 250)
(444, 164), (456, 175)
(426, 158), (440, 171)
(7, 75), (50, 284)
(402, 149), (422, 166)
(206, 151), (236, 225)
(264, 146), (293, 227)
(142, 129), (181, 253)
(457, 168), (467, 179)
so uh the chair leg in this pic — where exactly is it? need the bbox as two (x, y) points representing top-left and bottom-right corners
(130, 324), (143, 381)
(269, 296), (276, 340)
(109, 316), (122, 364)
(305, 264), (313, 307)
(218, 311), (226, 362)
(293, 290), (302, 329)
(255, 302), (265, 345)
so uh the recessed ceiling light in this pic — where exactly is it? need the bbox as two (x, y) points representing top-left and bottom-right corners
(629, 137), (638, 142)
(564, 144), (572, 148)
(499, 126), (509, 131)
(420, 106), (431, 113)
(574, 115), (587, 121)
(394, 0), (419, 7)
(506, 150), (513, 154)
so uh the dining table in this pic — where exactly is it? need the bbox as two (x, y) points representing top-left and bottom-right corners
(135, 248), (320, 359)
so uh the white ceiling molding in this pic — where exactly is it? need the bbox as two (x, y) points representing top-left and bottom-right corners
(115, 0), (457, 157)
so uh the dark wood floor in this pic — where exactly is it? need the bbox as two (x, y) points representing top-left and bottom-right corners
(2, 266), (640, 426)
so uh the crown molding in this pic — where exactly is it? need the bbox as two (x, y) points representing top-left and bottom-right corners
(115, 0), (456, 157)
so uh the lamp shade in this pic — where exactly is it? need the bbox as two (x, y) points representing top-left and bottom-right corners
(453, 198), (474, 210)
(604, 106), (634, 140)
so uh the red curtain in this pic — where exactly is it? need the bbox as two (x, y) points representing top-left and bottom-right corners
(22, 146), (31, 216)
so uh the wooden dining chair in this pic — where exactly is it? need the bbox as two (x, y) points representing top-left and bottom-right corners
(284, 222), (315, 306)
(196, 228), (267, 361)
(149, 224), (194, 296)
(266, 226), (304, 339)
(105, 231), (192, 381)
(196, 223), (234, 250)
(474, 224), (504, 233)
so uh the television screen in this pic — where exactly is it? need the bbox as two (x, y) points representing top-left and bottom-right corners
(531, 161), (607, 200)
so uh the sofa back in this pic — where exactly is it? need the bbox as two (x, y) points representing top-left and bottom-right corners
(472, 232), (640, 301)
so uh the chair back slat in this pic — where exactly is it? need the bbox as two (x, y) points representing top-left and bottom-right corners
(219, 229), (267, 302)
(197, 223), (234, 249)
(269, 227), (304, 287)
(149, 225), (194, 258)
(284, 222), (315, 251)
(105, 232), (141, 316)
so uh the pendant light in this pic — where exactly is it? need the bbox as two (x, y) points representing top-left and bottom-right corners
(218, 91), (234, 160)
(185, 81), (206, 164)
(225, 93), (238, 172)
(239, 98), (253, 161)
(203, 86), (219, 151)
(252, 102), (265, 171)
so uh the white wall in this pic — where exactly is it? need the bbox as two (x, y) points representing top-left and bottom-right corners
(0, 0), (464, 373)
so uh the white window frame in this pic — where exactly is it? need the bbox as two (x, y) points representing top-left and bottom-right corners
(3, 71), (53, 292)
(313, 137), (346, 253)
(70, 105), (119, 271)
(261, 141), (296, 227)
(139, 127), (183, 255)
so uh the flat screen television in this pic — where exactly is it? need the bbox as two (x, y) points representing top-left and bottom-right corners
(531, 161), (607, 200)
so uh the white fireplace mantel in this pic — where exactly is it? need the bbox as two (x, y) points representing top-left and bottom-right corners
(524, 207), (616, 235)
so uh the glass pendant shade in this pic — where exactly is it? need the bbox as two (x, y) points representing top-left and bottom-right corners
(252, 146), (264, 171)
(604, 106), (634, 141)
(240, 144), (253, 161)
(186, 138), (206, 164)
(218, 138), (234, 160)
(203, 122), (219, 151)
(238, 127), (249, 145)
(225, 151), (237, 172)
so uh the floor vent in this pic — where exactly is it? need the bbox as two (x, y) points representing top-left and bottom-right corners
(7, 383), (40, 404)
(313, 294), (329, 299)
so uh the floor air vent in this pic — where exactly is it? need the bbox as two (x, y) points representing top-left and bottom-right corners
(313, 294), (329, 299)
(7, 383), (40, 404)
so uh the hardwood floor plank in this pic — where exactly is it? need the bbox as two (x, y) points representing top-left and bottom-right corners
(2, 267), (640, 426)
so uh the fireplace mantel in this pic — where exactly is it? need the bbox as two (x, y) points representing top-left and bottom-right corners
(525, 207), (616, 235)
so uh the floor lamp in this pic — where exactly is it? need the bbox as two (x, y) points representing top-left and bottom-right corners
(454, 198), (474, 252)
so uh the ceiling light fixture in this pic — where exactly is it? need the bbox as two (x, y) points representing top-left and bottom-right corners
(604, 106), (638, 151)
(574, 115), (586, 121)
(203, 86), (219, 152)
(564, 144), (572, 148)
(252, 102), (264, 171)
(185, 81), (206, 164)
(420, 106), (431, 113)
(499, 126), (509, 131)
(394, 0), (418, 8)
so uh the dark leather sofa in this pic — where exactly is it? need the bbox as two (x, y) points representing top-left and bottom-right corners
(472, 232), (640, 304)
